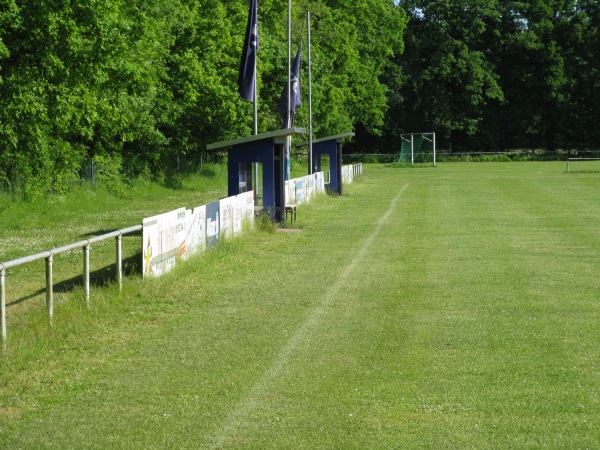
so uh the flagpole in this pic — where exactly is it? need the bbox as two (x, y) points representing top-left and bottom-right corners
(307, 10), (313, 175)
(281, 0), (291, 224)
(253, 7), (259, 205)
(287, 0), (292, 130)
(253, 48), (258, 135)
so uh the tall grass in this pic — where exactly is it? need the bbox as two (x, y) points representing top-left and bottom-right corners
(1, 162), (599, 448)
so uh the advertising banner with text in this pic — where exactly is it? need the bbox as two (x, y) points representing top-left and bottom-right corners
(143, 192), (254, 278)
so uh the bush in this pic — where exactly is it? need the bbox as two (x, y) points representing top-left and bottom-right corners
(93, 154), (127, 197)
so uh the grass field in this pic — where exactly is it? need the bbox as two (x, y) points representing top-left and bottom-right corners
(1, 162), (599, 448)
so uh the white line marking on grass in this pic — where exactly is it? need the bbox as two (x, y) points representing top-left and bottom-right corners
(210, 183), (410, 448)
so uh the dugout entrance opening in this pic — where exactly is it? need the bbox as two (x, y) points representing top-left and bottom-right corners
(238, 162), (264, 207)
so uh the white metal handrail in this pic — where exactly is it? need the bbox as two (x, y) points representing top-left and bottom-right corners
(1, 224), (142, 352)
(566, 157), (600, 173)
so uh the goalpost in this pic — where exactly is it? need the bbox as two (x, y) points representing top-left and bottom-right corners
(398, 132), (436, 166)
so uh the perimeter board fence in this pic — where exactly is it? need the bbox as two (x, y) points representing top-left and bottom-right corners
(1, 164), (362, 351)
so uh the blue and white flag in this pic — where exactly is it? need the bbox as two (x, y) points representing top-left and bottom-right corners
(238, 0), (259, 102)
(278, 46), (302, 128)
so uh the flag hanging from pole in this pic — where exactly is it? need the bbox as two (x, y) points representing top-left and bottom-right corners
(238, 0), (259, 102)
(277, 45), (302, 128)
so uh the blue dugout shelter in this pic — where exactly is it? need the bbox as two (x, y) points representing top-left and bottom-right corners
(302, 132), (354, 195)
(207, 127), (305, 222)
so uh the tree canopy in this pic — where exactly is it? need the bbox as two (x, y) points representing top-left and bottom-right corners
(377, 0), (600, 152)
(0, 0), (405, 197)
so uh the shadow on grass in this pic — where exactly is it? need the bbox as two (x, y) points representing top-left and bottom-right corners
(6, 253), (142, 307)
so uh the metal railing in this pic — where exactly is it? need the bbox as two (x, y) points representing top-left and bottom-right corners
(1, 225), (142, 352)
(566, 157), (600, 173)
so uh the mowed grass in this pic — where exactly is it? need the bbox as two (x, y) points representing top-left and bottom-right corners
(1, 162), (599, 448)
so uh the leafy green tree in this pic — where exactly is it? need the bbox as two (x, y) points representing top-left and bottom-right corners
(493, 1), (571, 149)
(0, 0), (407, 197)
(384, 0), (598, 152)
(566, 0), (600, 148)
(236, 0), (405, 139)
(306, 0), (405, 138)
(389, 0), (504, 150)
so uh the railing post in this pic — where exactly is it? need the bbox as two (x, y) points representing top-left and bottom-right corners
(84, 244), (90, 308)
(115, 234), (123, 292)
(45, 255), (54, 326)
(1, 267), (6, 352)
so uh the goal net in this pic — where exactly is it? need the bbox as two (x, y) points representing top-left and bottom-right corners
(397, 132), (436, 166)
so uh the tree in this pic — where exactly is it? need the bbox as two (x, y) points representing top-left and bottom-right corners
(389, 0), (504, 151)
(384, 0), (599, 152)
(0, 0), (408, 197)
(566, 0), (600, 147)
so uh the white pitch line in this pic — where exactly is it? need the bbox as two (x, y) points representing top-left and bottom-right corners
(210, 183), (410, 448)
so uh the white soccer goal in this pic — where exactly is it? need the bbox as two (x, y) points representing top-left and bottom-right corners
(397, 132), (436, 166)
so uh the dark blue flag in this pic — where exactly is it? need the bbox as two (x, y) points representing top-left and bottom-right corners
(277, 46), (302, 128)
(238, 0), (258, 102)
